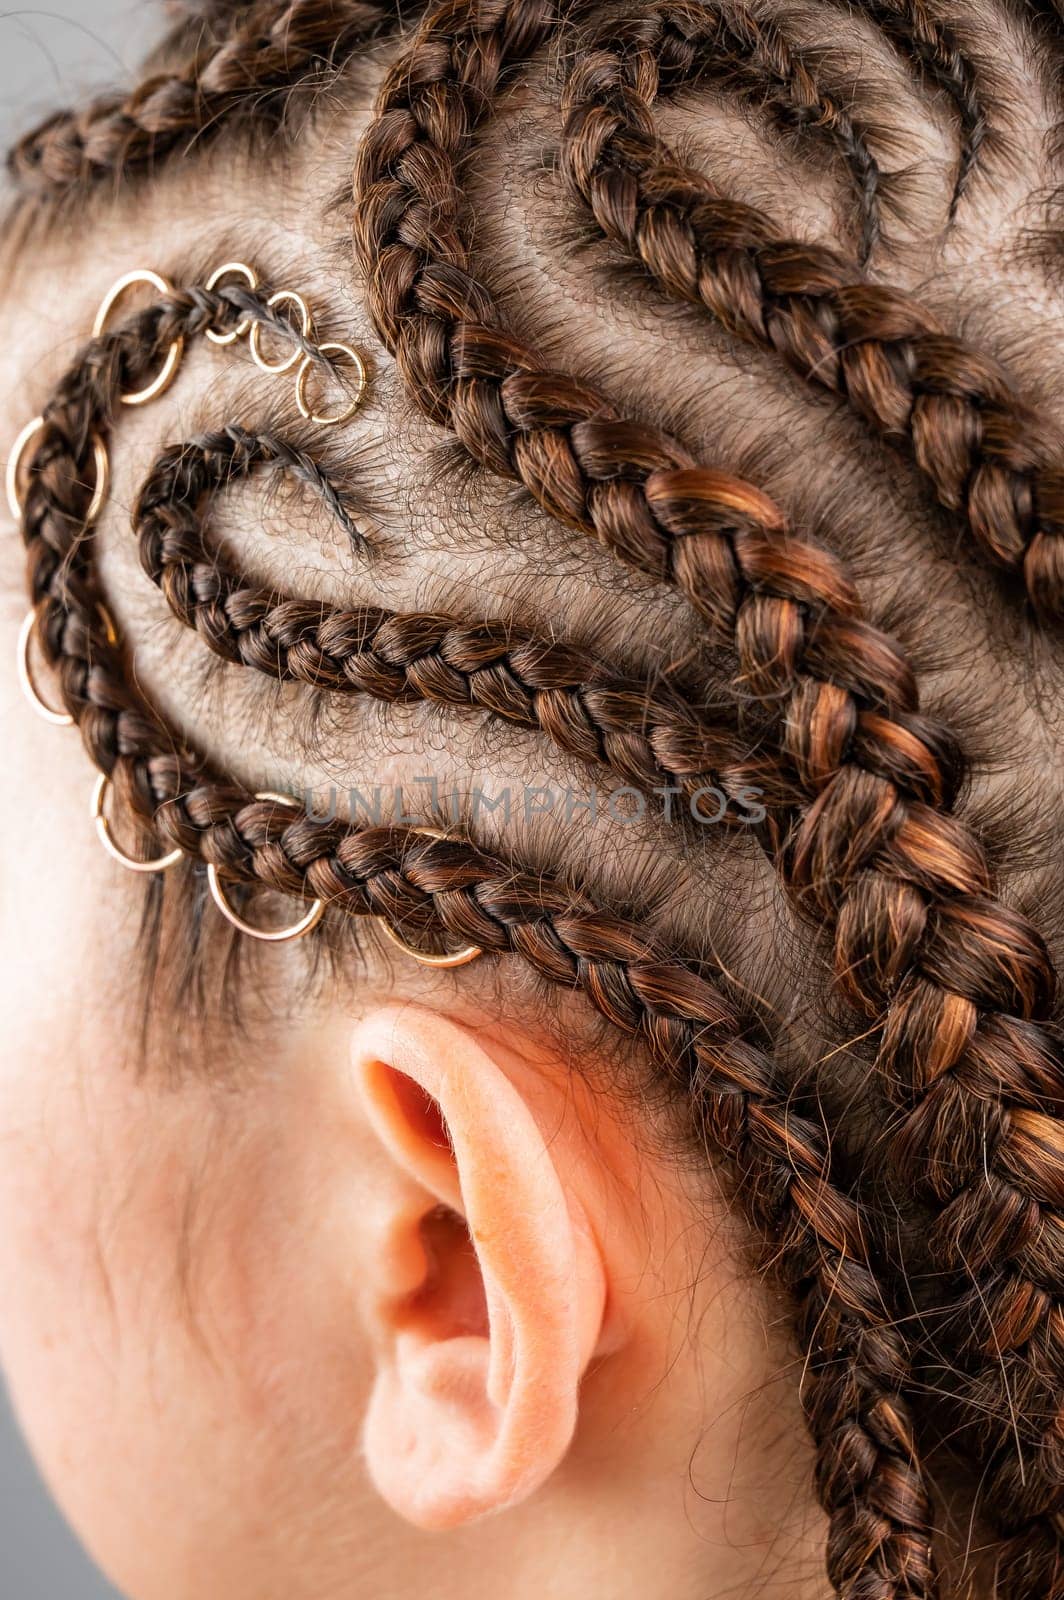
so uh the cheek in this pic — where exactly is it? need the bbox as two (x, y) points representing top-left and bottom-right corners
(0, 630), (136, 1456)
(0, 669), (206, 1586)
(0, 639), (379, 1597)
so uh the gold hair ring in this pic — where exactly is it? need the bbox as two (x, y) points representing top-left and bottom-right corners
(6, 416), (44, 520)
(377, 827), (484, 969)
(91, 772), (183, 874)
(93, 269), (184, 407)
(205, 261), (260, 346)
(206, 791), (325, 943)
(17, 600), (118, 727)
(17, 607), (73, 726)
(250, 289), (314, 376)
(6, 417), (110, 526)
(295, 342), (367, 427)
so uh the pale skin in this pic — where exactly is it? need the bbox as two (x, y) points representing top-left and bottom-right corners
(7, 6), (1043, 1571)
(0, 627), (825, 1600)
(3, 9), (1054, 1596)
(0, 42), (898, 1595)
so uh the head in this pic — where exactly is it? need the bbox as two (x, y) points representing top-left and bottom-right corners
(2, 2), (1064, 1598)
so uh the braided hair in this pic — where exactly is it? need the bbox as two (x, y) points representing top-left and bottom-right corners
(7, 2), (1064, 1596)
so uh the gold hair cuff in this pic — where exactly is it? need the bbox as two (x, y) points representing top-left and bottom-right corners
(93, 269), (185, 407)
(18, 601), (117, 726)
(206, 792), (325, 943)
(91, 772), (183, 874)
(296, 342), (367, 427)
(17, 607), (73, 726)
(7, 417), (109, 525)
(377, 828), (484, 969)
(250, 289), (314, 375)
(205, 261), (260, 346)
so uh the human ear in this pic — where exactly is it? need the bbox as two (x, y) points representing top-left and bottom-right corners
(349, 1004), (613, 1531)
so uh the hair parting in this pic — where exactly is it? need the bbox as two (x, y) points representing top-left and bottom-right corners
(9, 0), (1064, 1594)
(599, 0), (892, 265)
(352, 0), (1064, 1587)
(16, 290), (941, 1600)
(557, 2), (1064, 618)
(858, 0), (991, 215)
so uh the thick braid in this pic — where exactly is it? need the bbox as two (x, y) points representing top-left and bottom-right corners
(353, 1), (1064, 1584)
(859, 0), (989, 214)
(364, 0), (1064, 617)
(8, 0), (396, 195)
(18, 314), (940, 1600)
(556, 2), (1064, 618)
(134, 426), (784, 823)
(355, 7), (955, 1598)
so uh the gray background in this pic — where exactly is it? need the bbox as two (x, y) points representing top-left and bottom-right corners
(2, 13), (166, 1598)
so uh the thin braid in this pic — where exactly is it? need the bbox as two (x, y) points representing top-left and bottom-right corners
(858, 0), (989, 215)
(353, 1), (1064, 1586)
(19, 316), (940, 1600)
(630, 0), (887, 263)
(133, 425), (785, 824)
(556, 2), (1064, 618)
(7, 0), (397, 195)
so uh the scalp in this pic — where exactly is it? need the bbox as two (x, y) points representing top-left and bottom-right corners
(8, 3), (1064, 1595)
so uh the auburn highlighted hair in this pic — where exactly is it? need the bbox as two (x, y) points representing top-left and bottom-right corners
(7, 1), (1064, 1596)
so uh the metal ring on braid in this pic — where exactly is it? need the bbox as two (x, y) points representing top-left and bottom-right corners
(21, 281), (330, 734)
(355, 12), (947, 1600)
(353, 0), (1064, 1590)
(133, 424), (790, 827)
(17, 294), (937, 1600)
(557, 1), (1064, 620)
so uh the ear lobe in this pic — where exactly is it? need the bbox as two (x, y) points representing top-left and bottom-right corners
(350, 1005), (611, 1531)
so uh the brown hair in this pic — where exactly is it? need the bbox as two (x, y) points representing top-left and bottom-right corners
(7, 2), (1064, 1596)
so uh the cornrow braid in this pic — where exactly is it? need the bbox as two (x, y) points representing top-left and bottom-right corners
(858, 0), (989, 215)
(7, 0), (397, 195)
(352, 6), (959, 1597)
(352, 0), (1064, 1586)
(133, 424), (784, 824)
(20, 303), (939, 1600)
(615, 0), (889, 264)
(22, 280), (337, 715)
(556, 1), (1064, 618)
